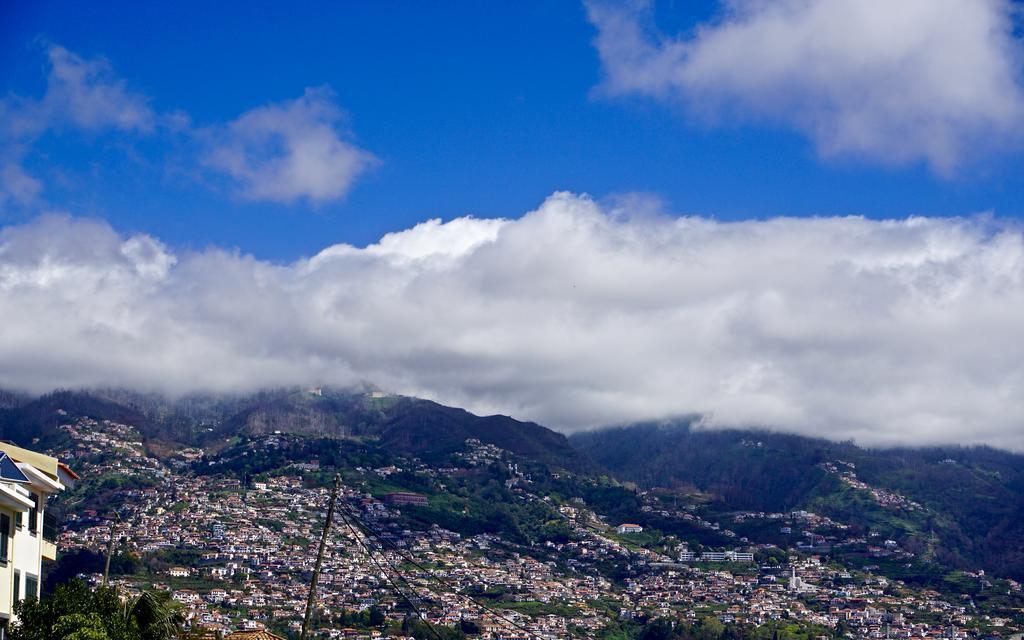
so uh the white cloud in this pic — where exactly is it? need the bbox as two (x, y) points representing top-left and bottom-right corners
(0, 162), (43, 207)
(203, 87), (376, 204)
(41, 45), (156, 134)
(0, 44), (156, 206)
(2, 193), (1024, 450)
(586, 0), (1024, 173)
(0, 44), (155, 139)
(2, 46), (374, 208)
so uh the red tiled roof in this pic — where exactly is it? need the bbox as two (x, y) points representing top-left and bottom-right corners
(59, 462), (81, 480)
(225, 631), (286, 640)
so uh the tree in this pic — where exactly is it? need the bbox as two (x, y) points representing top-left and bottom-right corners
(12, 580), (183, 640)
(44, 549), (141, 595)
(698, 617), (725, 640)
(52, 614), (110, 640)
(124, 590), (184, 640)
(639, 618), (676, 640)
(12, 580), (136, 640)
(368, 605), (386, 627)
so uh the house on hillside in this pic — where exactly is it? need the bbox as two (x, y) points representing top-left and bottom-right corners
(617, 523), (643, 534)
(0, 442), (76, 634)
(226, 630), (286, 640)
(383, 492), (429, 507)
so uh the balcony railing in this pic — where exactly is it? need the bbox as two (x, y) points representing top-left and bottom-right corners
(42, 511), (58, 543)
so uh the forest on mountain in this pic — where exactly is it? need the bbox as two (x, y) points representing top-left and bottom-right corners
(571, 422), (1024, 580)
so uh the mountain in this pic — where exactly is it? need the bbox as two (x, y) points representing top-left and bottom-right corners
(4, 388), (1023, 580)
(372, 397), (584, 470)
(570, 421), (1024, 580)
(0, 389), (149, 447)
(0, 387), (586, 472)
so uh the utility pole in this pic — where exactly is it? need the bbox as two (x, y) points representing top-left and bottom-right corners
(301, 474), (341, 640)
(102, 511), (121, 587)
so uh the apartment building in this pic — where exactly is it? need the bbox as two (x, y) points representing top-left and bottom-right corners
(0, 442), (76, 636)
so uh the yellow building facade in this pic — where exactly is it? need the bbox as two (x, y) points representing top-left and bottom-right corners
(0, 442), (75, 637)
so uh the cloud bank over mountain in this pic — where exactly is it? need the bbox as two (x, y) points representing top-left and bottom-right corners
(586, 0), (1024, 173)
(2, 193), (1023, 449)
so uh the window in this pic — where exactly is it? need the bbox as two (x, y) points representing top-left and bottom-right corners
(43, 511), (57, 543)
(0, 514), (8, 562)
(13, 512), (20, 530)
(12, 571), (19, 602)
(24, 574), (37, 601)
(27, 494), (38, 536)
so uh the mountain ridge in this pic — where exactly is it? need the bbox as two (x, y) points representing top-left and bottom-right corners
(3, 388), (1023, 579)
(0, 387), (587, 471)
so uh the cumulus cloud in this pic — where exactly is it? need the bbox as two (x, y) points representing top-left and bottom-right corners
(2, 193), (1024, 450)
(585, 0), (1024, 173)
(203, 87), (376, 204)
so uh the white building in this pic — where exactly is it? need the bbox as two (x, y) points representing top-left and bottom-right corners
(0, 443), (75, 636)
(725, 551), (755, 563)
(616, 523), (643, 534)
(788, 566), (818, 593)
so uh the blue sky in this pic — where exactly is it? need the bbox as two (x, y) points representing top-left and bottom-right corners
(4, 0), (1023, 261)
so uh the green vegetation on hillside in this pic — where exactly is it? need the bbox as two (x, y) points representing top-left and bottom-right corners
(572, 422), (1024, 579)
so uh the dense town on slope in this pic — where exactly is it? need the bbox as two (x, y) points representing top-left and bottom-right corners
(47, 415), (1023, 640)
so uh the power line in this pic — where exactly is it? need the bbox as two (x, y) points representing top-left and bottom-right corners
(335, 506), (447, 640)
(339, 503), (548, 640)
(342, 504), (544, 639)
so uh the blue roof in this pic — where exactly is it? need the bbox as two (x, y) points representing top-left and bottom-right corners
(0, 453), (30, 484)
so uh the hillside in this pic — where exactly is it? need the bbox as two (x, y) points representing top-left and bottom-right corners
(47, 405), (1024, 639)
(0, 387), (586, 472)
(571, 422), (1024, 580)
(374, 398), (585, 470)
(0, 389), (149, 448)
(4, 388), (1023, 582)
